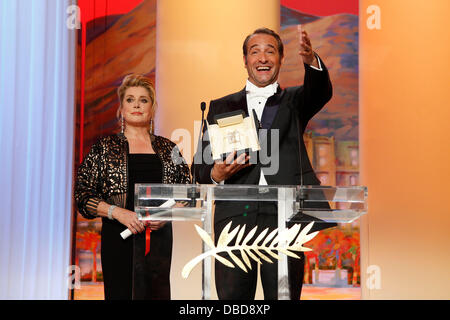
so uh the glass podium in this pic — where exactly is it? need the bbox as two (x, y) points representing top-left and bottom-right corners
(132, 184), (367, 300)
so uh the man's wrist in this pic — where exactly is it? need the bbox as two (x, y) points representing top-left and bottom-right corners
(210, 167), (222, 184)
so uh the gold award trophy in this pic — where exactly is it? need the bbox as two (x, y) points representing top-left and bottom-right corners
(206, 110), (260, 161)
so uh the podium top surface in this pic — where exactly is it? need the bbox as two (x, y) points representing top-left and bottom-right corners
(134, 184), (368, 223)
(134, 184), (367, 202)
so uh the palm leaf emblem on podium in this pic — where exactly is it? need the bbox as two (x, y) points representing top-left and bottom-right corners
(182, 221), (318, 279)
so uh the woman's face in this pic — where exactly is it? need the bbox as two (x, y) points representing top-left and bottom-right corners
(121, 86), (153, 128)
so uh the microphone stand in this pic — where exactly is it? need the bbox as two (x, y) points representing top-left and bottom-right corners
(295, 115), (307, 213)
(188, 102), (206, 207)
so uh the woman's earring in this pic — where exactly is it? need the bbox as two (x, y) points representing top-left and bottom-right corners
(149, 119), (154, 134)
(121, 115), (125, 134)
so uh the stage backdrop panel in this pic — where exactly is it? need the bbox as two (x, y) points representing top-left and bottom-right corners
(72, 0), (155, 300)
(279, 0), (361, 299)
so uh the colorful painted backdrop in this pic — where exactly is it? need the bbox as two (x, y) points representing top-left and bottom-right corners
(279, 0), (360, 294)
(72, 0), (155, 300)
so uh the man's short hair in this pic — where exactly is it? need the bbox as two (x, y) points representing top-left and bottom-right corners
(242, 27), (284, 58)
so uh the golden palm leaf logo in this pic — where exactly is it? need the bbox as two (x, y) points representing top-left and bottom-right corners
(182, 221), (317, 279)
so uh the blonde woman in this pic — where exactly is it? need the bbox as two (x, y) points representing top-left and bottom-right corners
(75, 74), (190, 299)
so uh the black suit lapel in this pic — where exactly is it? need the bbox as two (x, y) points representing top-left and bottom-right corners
(264, 85), (286, 131)
(259, 87), (291, 178)
(259, 86), (287, 147)
(227, 87), (248, 116)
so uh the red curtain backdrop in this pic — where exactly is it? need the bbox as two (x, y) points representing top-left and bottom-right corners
(281, 0), (358, 15)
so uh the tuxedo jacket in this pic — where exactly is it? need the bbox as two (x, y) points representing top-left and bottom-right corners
(193, 56), (334, 227)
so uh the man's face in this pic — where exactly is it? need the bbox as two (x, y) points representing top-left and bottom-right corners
(244, 33), (283, 88)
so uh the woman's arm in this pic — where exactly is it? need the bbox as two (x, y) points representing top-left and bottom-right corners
(74, 139), (145, 233)
(74, 141), (103, 219)
(96, 201), (145, 234)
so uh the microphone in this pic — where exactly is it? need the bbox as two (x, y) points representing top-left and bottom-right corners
(193, 102), (206, 185)
(295, 116), (307, 211)
(189, 101), (206, 206)
(252, 109), (262, 129)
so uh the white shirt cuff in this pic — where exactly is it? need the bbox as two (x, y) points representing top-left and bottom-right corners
(308, 53), (323, 71)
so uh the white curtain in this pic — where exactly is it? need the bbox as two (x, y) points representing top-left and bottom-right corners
(0, 0), (76, 299)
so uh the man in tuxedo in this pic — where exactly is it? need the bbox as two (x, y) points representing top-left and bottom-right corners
(192, 27), (335, 300)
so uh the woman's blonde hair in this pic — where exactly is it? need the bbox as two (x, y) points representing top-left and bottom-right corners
(116, 74), (157, 119)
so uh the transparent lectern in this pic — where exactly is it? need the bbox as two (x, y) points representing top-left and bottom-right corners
(133, 184), (367, 300)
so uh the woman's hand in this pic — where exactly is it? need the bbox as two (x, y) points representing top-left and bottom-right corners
(112, 207), (146, 234)
(145, 201), (184, 231)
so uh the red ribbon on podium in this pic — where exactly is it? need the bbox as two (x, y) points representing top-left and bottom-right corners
(145, 186), (151, 256)
(145, 227), (151, 256)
